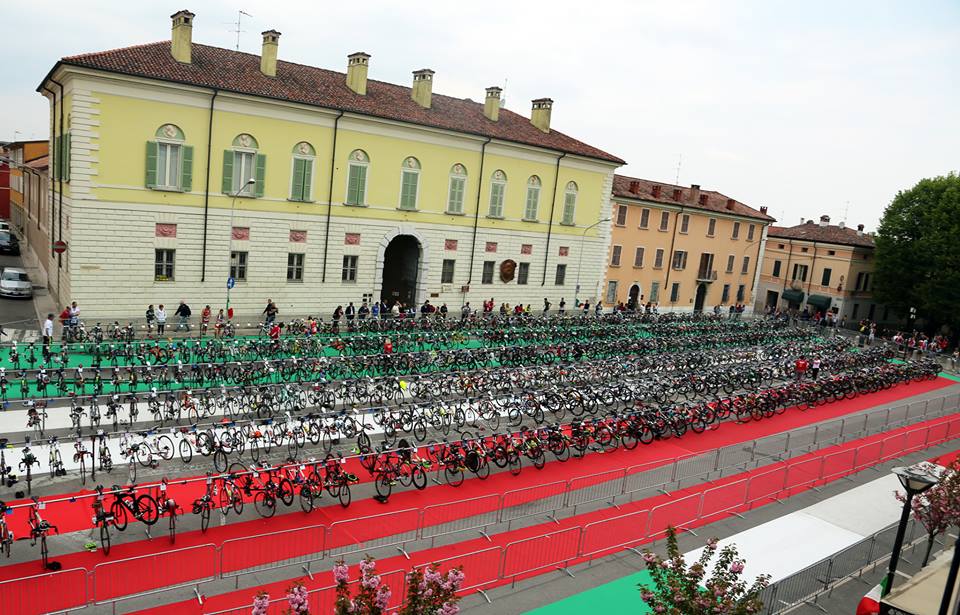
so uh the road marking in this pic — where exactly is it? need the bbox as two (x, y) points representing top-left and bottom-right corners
(2, 328), (39, 343)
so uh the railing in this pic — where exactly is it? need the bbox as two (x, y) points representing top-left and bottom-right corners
(697, 269), (718, 282)
(4, 391), (959, 612)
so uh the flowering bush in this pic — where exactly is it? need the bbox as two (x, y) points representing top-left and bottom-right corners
(331, 556), (464, 615)
(639, 527), (770, 614)
(286, 582), (309, 615)
(252, 591), (270, 615)
(896, 460), (960, 566)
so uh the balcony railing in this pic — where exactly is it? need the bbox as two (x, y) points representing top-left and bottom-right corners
(696, 269), (718, 282)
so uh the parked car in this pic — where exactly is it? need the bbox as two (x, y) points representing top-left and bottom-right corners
(0, 231), (19, 255)
(0, 221), (10, 233)
(0, 267), (32, 298)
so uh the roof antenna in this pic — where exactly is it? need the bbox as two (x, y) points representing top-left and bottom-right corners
(842, 200), (850, 223)
(229, 10), (252, 51)
(500, 78), (508, 108)
(674, 154), (682, 185)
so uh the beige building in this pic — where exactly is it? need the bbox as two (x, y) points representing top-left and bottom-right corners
(603, 176), (774, 312)
(756, 215), (891, 322)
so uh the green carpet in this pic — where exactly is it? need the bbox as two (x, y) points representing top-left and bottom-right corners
(889, 358), (960, 382)
(523, 570), (655, 614)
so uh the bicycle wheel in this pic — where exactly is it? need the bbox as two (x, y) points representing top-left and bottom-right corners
(110, 501), (128, 531)
(169, 512), (176, 543)
(375, 475), (393, 499)
(299, 486), (314, 513)
(232, 491), (244, 516)
(411, 465), (427, 490)
(179, 439), (193, 464)
(200, 506), (211, 532)
(101, 450), (113, 473)
(135, 494), (161, 526)
(254, 492), (276, 518)
(157, 435), (175, 461)
(443, 465), (464, 487)
(214, 450), (228, 473)
(338, 483), (351, 508)
(100, 522), (111, 555)
(278, 478), (295, 507)
(508, 451), (522, 475)
(249, 440), (260, 464)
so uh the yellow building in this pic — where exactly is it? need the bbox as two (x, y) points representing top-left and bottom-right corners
(37, 10), (623, 318)
(603, 175), (774, 312)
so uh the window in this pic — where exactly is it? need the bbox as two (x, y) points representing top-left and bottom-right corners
(615, 203), (628, 226)
(154, 249), (175, 281)
(654, 249), (665, 269)
(747, 224), (755, 241)
(146, 124), (191, 191)
(659, 211), (670, 231)
(223, 134), (263, 197)
(672, 250), (688, 270)
(726, 254), (735, 273)
(772, 260), (782, 277)
(650, 282), (660, 302)
(670, 282), (680, 303)
(634, 247), (645, 268)
(737, 284), (745, 302)
(555, 264), (567, 285)
(792, 263), (808, 281)
(287, 253), (304, 282)
(289, 142), (315, 201)
(54, 133), (72, 182)
(731, 222), (740, 239)
(229, 251), (248, 281)
(851, 303), (860, 319)
(345, 149), (369, 205)
(680, 214), (690, 234)
(741, 256), (750, 274)
(855, 272), (871, 291)
(610, 245), (622, 267)
(605, 281), (618, 304)
(707, 218), (716, 237)
(778, 244), (785, 249)
(447, 164), (467, 214)
(441, 259), (455, 284)
(524, 176), (541, 220)
(721, 284), (730, 303)
(561, 182), (578, 225)
(342, 255), (358, 282)
(488, 170), (506, 217)
(801, 247), (808, 253)
(821, 268), (832, 286)
(639, 208), (650, 229)
(482, 260), (495, 284)
(517, 262), (530, 285)
(398, 157), (421, 210)
(827, 250), (836, 256)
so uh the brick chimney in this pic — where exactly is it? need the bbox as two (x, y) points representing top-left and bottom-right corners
(819, 214), (830, 227)
(725, 198), (735, 210)
(689, 184), (701, 204)
(170, 10), (195, 64)
(346, 52), (371, 95)
(412, 69), (435, 108)
(651, 185), (661, 198)
(484, 87), (502, 121)
(260, 30), (280, 77)
(857, 223), (864, 236)
(628, 180), (641, 194)
(530, 98), (553, 133)
(759, 206), (768, 215)
(838, 221), (845, 229)
(672, 188), (682, 201)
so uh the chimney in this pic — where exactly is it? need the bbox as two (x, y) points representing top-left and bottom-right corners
(689, 184), (701, 205)
(838, 221), (845, 229)
(346, 52), (371, 95)
(411, 69), (435, 108)
(819, 214), (830, 227)
(672, 188), (682, 201)
(170, 10), (195, 64)
(724, 198), (735, 210)
(651, 185), (662, 198)
(260, 30), (280, 77)
(857, 224), (864, 236)
(484, 87), (502, 121)
(759, 206), (768, 215)
(530, 98), (553, 133)
(628, 180), (641, 194)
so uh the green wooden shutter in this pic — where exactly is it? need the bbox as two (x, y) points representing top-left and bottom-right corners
(145, 141), (159, 188)
(254, 154), (266, 197)
(63, 133), (71, 182)
(302, 159), (313, 201)
(180, 145), (193, 192)
(400, 170), (417, 210)
(355, 165), (367, 204)
(53, 136), (61, 180)
(221, 150), (234, 194)
(290, 158), (305, 201)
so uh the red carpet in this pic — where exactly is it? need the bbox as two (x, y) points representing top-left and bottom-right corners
(4, 376), (951, 541)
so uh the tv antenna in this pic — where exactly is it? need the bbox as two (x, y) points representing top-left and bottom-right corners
(500, 78), (508, 108)
(842, 200), (850, 223)
(229, 10), (252, 51)
(674, 154), (682, 185)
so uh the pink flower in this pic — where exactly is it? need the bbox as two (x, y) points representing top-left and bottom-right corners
(252, 592), (270, 615)
(333, 563), (350, 584)
(362, 574), (381, 590)
(707, 537), (719, 548)
(730, 560), (745, 574)
(439, 602), (460, 615)
(374, 585), (392, 611)
(643, 552), (658, 563)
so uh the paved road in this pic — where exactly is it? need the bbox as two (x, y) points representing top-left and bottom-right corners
(0, 252), (40, 341)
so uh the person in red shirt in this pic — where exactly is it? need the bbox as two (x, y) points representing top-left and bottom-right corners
(383, 337), (393, 354)
(268, 322), (282, 340)
(795, 356), (809, 381)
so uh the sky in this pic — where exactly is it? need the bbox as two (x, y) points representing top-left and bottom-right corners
(2, 0), (957, 230)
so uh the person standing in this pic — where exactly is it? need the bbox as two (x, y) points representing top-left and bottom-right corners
(383, 337), (393, 354)
(811, 356), (821, 380)
(391, 302), (401, 319)
(263, 299), (279, 326)
(543, 298), (551, 315)
(795, 356), (809, 381)
(558, 298), (566, 315)
(69, 301), (81, 326)
(145, 304), (156, 335)
(371, 301), (380, 320)
(41, 313), (54, 358)
(595, 301), (603, 316)
(175, 300), (192, 331)
(358, 301), (370, 320)
(345, 302), (356, 322)
(215, 308), (226, 338)
(439, 303), (448, 318)
(200, 305), (212, 336)
(461, 302), (471, 321)
(156, 304), (167, 335)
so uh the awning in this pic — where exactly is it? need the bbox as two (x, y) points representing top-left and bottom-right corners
(806, 294), (832, 310)
(781, 289), (804, 304)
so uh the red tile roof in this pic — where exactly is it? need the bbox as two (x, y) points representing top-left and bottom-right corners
(611, 174), (775, 222)
(767, 221), (875, 248)
(50, 42), (624, 165)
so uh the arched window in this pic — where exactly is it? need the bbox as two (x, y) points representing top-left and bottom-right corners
(146, 124), (192, 192)
(345, 149), (369, 206)
(447, 163), (467, 214)
(488, 170), (507, 218)
(561, 181), (578, 225)
(524, 175), (541, 221)
(290, 141), (315, 202)
(223, 133), (263, 197)
(399, 157), (421, 211)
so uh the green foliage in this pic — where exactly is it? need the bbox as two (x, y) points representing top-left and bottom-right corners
(874, 173), (960, 332)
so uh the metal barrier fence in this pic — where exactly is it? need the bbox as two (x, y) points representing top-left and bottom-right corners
(6, 390), (960, 613)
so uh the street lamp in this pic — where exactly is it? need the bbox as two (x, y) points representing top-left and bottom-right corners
(574, 217), (611, 307)
(884, 465), (939, 597)
(226, 178), (256, 313)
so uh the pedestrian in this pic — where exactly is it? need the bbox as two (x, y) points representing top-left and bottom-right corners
(69, 301), (81, 326)
(41, 313), (54, 357)
(500, 303), (508, 316)
(728, 304), (735, 320)
(268, 320), (283, 340)
(811, 356), (821, 380)
(345, 302), (356, 322)
(582, 301), (590, 315)
(461, 302), (471, 321)
(795, 356), (809, 381)
(358, 301), (370, 320)
(420, 299), (432, 319)
(713, 304), (721, 316)
(371, 301), (380, 319)
(156, 304), (167, 335)
(332, 305), (343, 332)
(390, 302), (401, 319)
(200, 305), (211, 336)
(595, 301), (603, 316)
(263, 298), (279, 325)
(215, 308), (225, 338)
(145, 304), (156, 334)
(175, 300), (192, 332)
(439, 303), (448, 318)
(950, 349), (960, 372)
(383, 337), (393, 354)
(558, 297), (566, 315)
(543, 298), (551, 315)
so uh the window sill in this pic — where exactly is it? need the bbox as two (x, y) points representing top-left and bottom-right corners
(486, 215), (505, 220)
(615, 223), (626, 228)
(286, 279), (305, 284)
(706, 234), (715, 238)
(445, 211), (466, 216)
(154, 278), (174, 282)
(658, 228), (669, 232)
(397, 208), (419, 213)
(152, 186), (184, 193)
(559, 221), (575, 227)
(610, 264), (621, 268)
(679, 231), (689, 235)
(288, 198), (316, 204)
(522, 218), (540, 223)
(633, 265), (644, 269)
(343, 202), (367, 208)
(639, 226), (649, 230)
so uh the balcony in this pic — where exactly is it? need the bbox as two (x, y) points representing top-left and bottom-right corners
(696, 269), (718, 282)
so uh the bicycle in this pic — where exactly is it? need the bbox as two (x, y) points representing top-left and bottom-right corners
(91, 486), (113, 555)
(73, 438), (93, 485)
(0, 500), (13, 558)
(192, 474), (217, 532)
(109, 484), (160, 530)
(19, 444), (40, 496)
(27, 498), (58, 570)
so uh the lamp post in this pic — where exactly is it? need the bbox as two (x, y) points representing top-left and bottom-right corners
(225, 178), (256, 314)
(884, 465), (939, 598)
(574, 217), (611, 308)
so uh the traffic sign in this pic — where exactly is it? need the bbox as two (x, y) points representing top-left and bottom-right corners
(226, 277), (235, 290)
(53, 240), (68, 255)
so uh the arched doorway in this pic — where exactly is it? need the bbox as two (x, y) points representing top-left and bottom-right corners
(694, 283), (708, 313)
(381, 235), (421, 307)
(628, 284), (641, 310)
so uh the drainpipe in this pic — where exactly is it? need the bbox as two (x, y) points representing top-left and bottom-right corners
(321, 111), (345, 283)
(40, 83), (57, 259)
(540, 152), (566, 286)
(806, 240), (818, 305)
(662, 206), (684, 307)
(199, 89), (218, 282)
(49, 77), (65, 303)
(781, 239), (793, 295)
(466, 137), (492, 285)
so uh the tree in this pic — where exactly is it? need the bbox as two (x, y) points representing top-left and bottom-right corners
(639, 527), (770, 615)
(896, 460), (960, 567)
(874, 173), (960, 334)
(331, 556), (464, 615)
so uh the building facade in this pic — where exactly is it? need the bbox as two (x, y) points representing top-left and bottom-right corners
(755, 215), (892, 323)
(37, 10), (623, 319)
(603, 176), (774, 312)
(1, 140), (51, 286)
